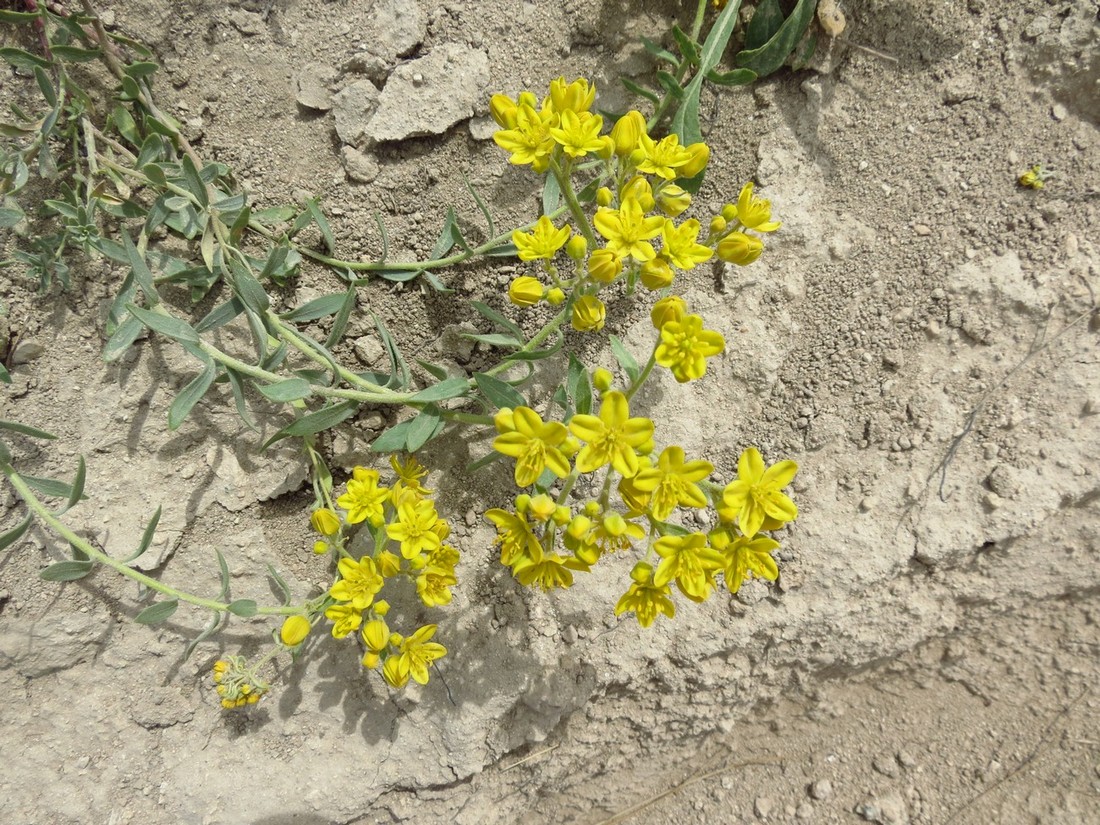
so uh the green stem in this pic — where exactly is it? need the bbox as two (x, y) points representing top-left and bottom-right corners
(625, 347), (659, 402)
(648, 0), (711, 132)
(549, 156), (598, 249)
(3, 466), (299, 617)
(483, 309), (569, 378)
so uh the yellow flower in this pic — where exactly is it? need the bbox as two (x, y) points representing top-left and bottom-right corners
(621, 176), (656, 212)
(389, 454), (432, 498)
(1018, 164), (1052, 189)
(634, 133), (692, 180)
(394, 624), (447, 687)
(650, 295), (687, 329)
(571, 295), (606, 332)
(661, 218), (713, 270)
(493, 102), (554, 172)
(734, 182), (781, 232)
(490, 94), (518, 129)
(508, 275), (545, 307)
(709, 526), (780, 593)
(679, 142), (710, 178)
(336, 468), (390, 527)
(657, 184), (691, 217)
(721, 448), (798, 537)
(485, 506), (543, 565)
(587, 248), (623, 283)
(639, 257), (674, 290)
(310, 508), (341, 536)
(279, 615), (311, 647)
(324, 603), (363, 639)
(377, 550), (402, 577)
(330, 555), (384, 609)
(716, 231), (764, 265)
(610, 109), (647, 156)
(569, 390), (654, 477)
(593, 198), (665, 262)
(492, 406), (572, 487)
(655, 314), (725, 382)
(417, 565), (457, 607)
(512, 215), (572, 261)
(652, 532), (724, 601)
(512, 553), (587, 590)
(386, 499), (444, 559)
(587, 510), (646, 555)
(362, 618), (390, 652)
(549, 109), (605, 158)
(426, 542), (460, 570)
(548, 76), (596, 115)
(631, 446), (713, 520)
(615, 562), (676, 627)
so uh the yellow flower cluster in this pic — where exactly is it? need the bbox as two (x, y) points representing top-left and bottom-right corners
(212, 655), (269, 710)
(486, 369), (799, 622)
(303, 455), (455, 688)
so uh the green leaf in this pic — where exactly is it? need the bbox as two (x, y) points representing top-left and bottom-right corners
(168, 359), (217, 430)
(484, 241), (519, 258)
(705, 68), (757, 87)
(0, 515), (34, 552)
(22, 475), (73, 499)
(409, 377), (470, 403)
(215, 548), (231, 601)
(372, 312), (410, 390)
(280, 293), (347, 323)
(122, 506), (162, 563)
(257, 378), (313, 403)
(567, 353), (593, 417)
(416, 359), (450, 381)
(126, 303), (200, 344)
(368, 420), (410, 453)
(734, 0), (817, 77)
(135, 600), (179, 625)
(464, 173), (496, 237)
(640, 36), (678, 65)
(0, 363), (9, 384)
(474, 373), (526, 410)
(471, 300), (524, 340)
(656, 70), (685, 99)
(466, 450), (503, 474)
(34, 66), (56, 107)
(0, 10), (40, 22)
(610, 335), (641, 384)
(40, 560), (94, 582)
(621, 77), (660, 106)
(541, 175), (561, 216)
(0, 420), (57, 440)
(224, 368), (258, 432)
(267, 564), (293, 606)
(670, 0), (742, 149)
(503, 333), (564, 362)
(405, 405), (444, 452)
(227, 599), (258, 617)
(64, 456), (86, 513)
(0, 47), (50, 71)
(123, 61), (160, 79)
(103, 314), (145, 362)
(196, 297), (245, 333)
(228, 258), (272, 313)
(306, 198), (335, 253)
(180, 154), (208, 207)
(50, 45), (102, 62)
(325, 284), (357, 348)
(460, 332), (522, 349)
(745, 0), (784, 51)
(121, 233), (158, 304)
(671, 25), (701, 66)
(252, 205), (297, 224)
(0, 205), (25, 228)
(429, 207), (468, 260)
(261, 401), (358, 450)
(183, 609), (224, 661)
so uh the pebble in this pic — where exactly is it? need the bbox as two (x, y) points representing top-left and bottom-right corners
(913, 224), (932, 236)
(873, 754), (900, 777)
(796, 802), (814, 819)
(11, 339), (46, 364)
(1051, 103), (1068, 121)
(295, 62), (336, 111)
(465, 509), (476, 527)
(341, 146), (379, 184)
(332, 79), (381, 146)
(754, 796), (775, 818)
(859, 496), (877, 513)
(810, 779), (833, 800)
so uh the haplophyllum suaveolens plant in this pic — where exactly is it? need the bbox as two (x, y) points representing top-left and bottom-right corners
(473, 76), (799, 626)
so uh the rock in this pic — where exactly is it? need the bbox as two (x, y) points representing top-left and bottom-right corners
(296, 62), (336, 111)
(817, 0), (846, 37)
(354, 335), (386, 367)
(342, 51), (391, 84)
(371, 0), (424, 58)
(332, 79), (381, 146)
(0, 610), (112, 677)
(855, 790), (909, 824)
(228, 9), (266, 36)
(364, 44), (489, 144)
(810, 779), (833, 800)
(754, 797), (775, 818)
(11, 339), (47, 364)
(873, 754), (900, 777)
(468, 115), (498, 142)
(341, 146), (379, 183)
(1051, 102), (1068, 121)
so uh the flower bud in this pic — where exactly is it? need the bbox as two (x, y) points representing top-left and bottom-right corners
(592, 367), (614, 391)
(574, 544), (600, 566)
(546, 287), (566, 305)
(562, 436), (581, 456)
(650, 295), (687, 329)
(587, 248), (623, 284)
(549, 76), (595, 114)
(361, 651), (380, 669)
(552, 505), (572, 526)
(528, 493), (557, 522)
(362, 619), (390, 652)
(720, 203), (738, 222)
(373, 599), (391, 616)
(630, 561), (655, 584)
(517, 91), (538, 109)
(490, 94), (518, 129)
(515, 493), (532, 513)
(602, 512), (628, 537)
(657, 185), (691, 217)
(610, 110), (647, 156)
(494, 407), (515, 433)
(621, 176), (655, 212)
(639, 257), (674, 290)
(566, 514), (593, 540)
(566, 235), (588, 261)
(709, 215), (727, 235)
(312, 540), (329, 554)
(596, 134), (616, 160)
(508, 276), (544, 307)
(596, 187), (614, 207)
(382, 655), (408, 688)
(280, 615), (311, 647)
(584, 500), (602, 518)
(637, 438), (655, 455)
(377, 551), (402, 578)
(678, 142), (710, 178)
(571, 295), (606, 332)
(310, 508), (341, 536)
(716, 231), (764, 265)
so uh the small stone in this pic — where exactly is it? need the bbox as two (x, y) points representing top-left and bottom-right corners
(562, 625), (578, 644)
(810, 779), (833, 800)
(332, 79), (381, 146)
(859, 496), (876, 513)
(228, 9), (266, 36)
(11, 339), (46, 364)
(341, 146), (379, 184)
(873, 754), (899, 777)
(464, 509), (476, 527)
(353, 335), (385, 366)
(913, 224), (932, 236)
(817, 0), (846, 37)
(896, 749), (918, 769)
(1051, 103), (1068, 121)
(295, 62), (336, 111)
(754, 797), (775, 819)
(796, 802), (814, 819)
(983, 491), (1003, 511)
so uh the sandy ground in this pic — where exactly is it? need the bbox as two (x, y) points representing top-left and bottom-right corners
(1, 0), (1098, 823)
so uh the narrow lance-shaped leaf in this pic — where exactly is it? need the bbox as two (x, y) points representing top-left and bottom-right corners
(227, 599), (258, 617)
(267, 564), (293, 606)
(261, 401), (358, 450)
(475, 372), (526, 410)
(733, 0), (817, 77)
(135, 599), (179, 625)
(306, 198), (335, 253)
(40, 560), (94, 582)
(405, 405), (444, 453)
(0, 420), (57, 440)
(370, 420), (414, 454)
(126, 303), (200, 345)
(168, 359), (217, 430)
(183, 609), (224, 661)
(215, 548), (231, 601)
(122, 505), (162, 563)
(408, 377), (470, 403)
(0, 515), (34, 552)
(64, 456), (86, 513)
(325, 283), (357, 349)
(257, 378), (313, 403)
